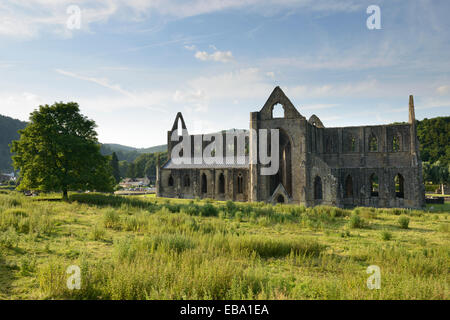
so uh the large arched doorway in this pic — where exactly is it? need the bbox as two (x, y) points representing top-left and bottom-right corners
(270, 128), (292, 197)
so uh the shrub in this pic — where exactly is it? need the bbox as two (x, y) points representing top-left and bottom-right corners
(348, 213), (367, 229)
(89, 224), (106, 241)
(398, 215), (410, 229)
(182, 203), (200, 216)
(225, 200), (237, 214)
(392, 208), (407, 216)
(340, 230), (351, 238)
(200, 203), (218, 217)
(380, 230), (392, 241)
(103, 210), (121, 229)
(0, 227), (19, 248)
(358, 207), (377, 219)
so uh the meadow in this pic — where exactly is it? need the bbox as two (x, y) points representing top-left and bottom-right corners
(0, 190), (448, 300)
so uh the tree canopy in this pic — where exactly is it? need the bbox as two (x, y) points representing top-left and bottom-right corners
(417, 117), (450, 166)
(11, 102), (115, 198)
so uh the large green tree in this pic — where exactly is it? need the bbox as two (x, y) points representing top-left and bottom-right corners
(11, 102), (114, 199)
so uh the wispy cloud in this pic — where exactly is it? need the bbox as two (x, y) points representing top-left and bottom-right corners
(55, 68), (135, 98)
(0, 0), (364, 39)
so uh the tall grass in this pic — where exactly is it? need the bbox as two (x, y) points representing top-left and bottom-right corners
(0, 192), (447, 300)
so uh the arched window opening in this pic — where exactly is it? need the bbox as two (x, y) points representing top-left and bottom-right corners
(168, 175), (174, 187)
(277, 195), (285, 203)
(184, 174), (190, 187)
(345, 175), (353, 198)
(395, 174), (404, 198)
(218, 173), (225, 194)
(272, 103), (285, 118)
(369, 134), (378, 152)
(393, 136), (400, 152)
(370, 174), (379, 197)
(350, 136), (356, 152)
(201, 173), (207, 194)
(314, 176), (322, 200)
(237, 174), (243, 194)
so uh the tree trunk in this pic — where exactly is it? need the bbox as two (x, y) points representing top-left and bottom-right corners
(62, 188), (68, 200)
(442, 184), (445, 195)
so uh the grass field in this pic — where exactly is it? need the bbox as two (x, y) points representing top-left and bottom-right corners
(0, 191), (448, 300)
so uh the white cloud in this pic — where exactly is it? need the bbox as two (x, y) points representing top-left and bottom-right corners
(436, 85), (450, 95)
(173, 89), (208, 112)
(194, 50), (234, 63)
(184, 44), (196, 51)
(0, 91), (45, 120)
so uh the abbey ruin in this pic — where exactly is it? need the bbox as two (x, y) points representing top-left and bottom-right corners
(157, 87), (425, 208)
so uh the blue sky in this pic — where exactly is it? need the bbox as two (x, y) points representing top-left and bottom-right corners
(0, 0), (449, 147)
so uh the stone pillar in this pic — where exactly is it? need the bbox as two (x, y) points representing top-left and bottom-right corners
(249, 112), (259, 202)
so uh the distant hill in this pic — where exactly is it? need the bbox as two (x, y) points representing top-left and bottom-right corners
(0, 115), (27, 172)
(100, 143), (167, 162)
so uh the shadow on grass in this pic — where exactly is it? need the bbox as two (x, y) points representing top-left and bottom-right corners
(69, 193), (158, 211)
(0, 254), (15, 298)
(32, 198), (62, 202)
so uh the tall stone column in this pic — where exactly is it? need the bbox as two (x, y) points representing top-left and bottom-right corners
(249, 112), (259, 202)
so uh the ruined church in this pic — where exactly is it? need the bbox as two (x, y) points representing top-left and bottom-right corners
(157, 87), (425, 208)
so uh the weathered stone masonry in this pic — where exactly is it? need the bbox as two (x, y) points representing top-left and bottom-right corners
(157, 87), (425, 208)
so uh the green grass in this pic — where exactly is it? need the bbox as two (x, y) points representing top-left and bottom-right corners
(0, 191), (448, 300)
